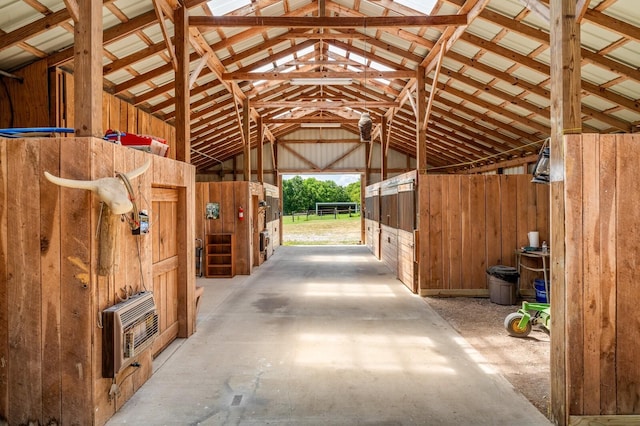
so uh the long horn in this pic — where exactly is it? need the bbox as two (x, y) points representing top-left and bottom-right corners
(44, 171), (99, 192)
(123, 158), (152, 180)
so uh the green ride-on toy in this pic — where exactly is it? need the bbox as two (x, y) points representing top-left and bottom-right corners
(504, 301), (550, 338)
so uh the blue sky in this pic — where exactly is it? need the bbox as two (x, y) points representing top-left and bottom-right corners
(282, 174), (361, 187)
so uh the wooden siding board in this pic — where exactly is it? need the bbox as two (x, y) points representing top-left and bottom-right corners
(0, 140), (7, 418)
(485, 175), (501, 269)
(470, 177), (487, 289)
(597, 135), (617, 414)
(441, 177), (451, 289)
(40, 138), (62, 423)
(500, 175), (518, 267)
(582, 133), (601, 414)
(59, 138), (93, 425)
(223, 183), (236, 234)
(460, 176), (473, 289)
(7, 139), (42, 424)
(428, 176), (443, 289)
(598, 134), (617, 414)
(447, 176), (462, 289)
(565, 134), (585, 416)
(615, 134), (640, 414)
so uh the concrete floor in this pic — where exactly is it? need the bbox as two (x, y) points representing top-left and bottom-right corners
(108, 245), (551, 426)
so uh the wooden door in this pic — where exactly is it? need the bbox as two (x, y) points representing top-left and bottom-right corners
(151, 187), (180, 354)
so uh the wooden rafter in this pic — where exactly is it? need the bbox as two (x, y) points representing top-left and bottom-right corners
(190, 15), (469, 28)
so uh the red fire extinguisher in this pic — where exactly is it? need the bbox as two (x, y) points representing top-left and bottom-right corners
(238, 206), (244, 221)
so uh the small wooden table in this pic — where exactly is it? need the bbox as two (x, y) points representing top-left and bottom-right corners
(515, 249), (550, 303)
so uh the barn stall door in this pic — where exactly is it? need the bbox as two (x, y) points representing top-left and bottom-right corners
(151, 187), (179, 354)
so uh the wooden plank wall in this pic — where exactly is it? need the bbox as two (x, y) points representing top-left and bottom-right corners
(419, 174), (549, 295)
(0, 137), (195, 426)
(561, 134), (640, 422)
(196, 181), (281, 276)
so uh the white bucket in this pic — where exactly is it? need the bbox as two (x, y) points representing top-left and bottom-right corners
(528, 231), (540, 248)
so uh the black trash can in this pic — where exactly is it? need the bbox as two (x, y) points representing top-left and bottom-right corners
(486, 265), (519, 305)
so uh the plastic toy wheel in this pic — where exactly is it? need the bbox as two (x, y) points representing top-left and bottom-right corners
(504, 312), (532, 337)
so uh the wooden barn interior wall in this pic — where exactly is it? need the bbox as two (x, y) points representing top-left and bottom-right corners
(264, 183), (281, 254)
(366, 173), (550, 296)
(419, 174), (549, 296)
(557, 134), (640, 423)
(0, 138), (195, 425)
(0, 60), (177, 159)
(195, 182), (281, 275)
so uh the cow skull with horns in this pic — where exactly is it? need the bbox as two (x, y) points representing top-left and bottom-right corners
(44, 158), (152, 276)
(44, 158), (151, 214)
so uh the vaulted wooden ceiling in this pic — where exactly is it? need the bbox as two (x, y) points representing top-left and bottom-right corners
(1, 0), (639, 173)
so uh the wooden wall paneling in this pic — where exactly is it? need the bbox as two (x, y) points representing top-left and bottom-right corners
(90, 139), (116, 424)
(564, 135), (585, 416)
(615, 134), (640, 414)
(39, 138), (62, 423)
(209, 183), (222, 235)
(536, 181), (550, 245)
(500, 175), (518, 268)
(102, 94), (110, 134)
(222, 182), (235, 234)
(446, 175), (462, 290)
(397, 229), (415, 290)
(440, 177), (451, 289)
(0, 140), (7, 418)
(428, 176), (443, 289)
(597, 135), (617, 414)
(59, 137), (93, 425)
(234, 182), (250, 275)
(178, 166), (195, 337)
(2, 61), (50, 127)
(7, 139), (42, 424)
(195, 183), (205, 242)
(470, 177), (487, 289)
(65, 72), (74, 128)
(581, 134), (602, 414)
(485, 175), (501, 270)
(126, 102), (137, 133)
(460, 176), (473, 289)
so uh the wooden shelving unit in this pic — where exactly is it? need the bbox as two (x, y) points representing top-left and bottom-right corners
(205, 233), (235, 278)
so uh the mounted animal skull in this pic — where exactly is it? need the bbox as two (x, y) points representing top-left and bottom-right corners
(44, 158), (151, 214)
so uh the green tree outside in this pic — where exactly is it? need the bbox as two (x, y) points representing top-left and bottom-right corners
(282, 176), (360, 214)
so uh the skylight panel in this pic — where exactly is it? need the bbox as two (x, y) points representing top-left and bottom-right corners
(208, 0), (251, 16)
(395, 0), (437, 15)
(252, 63), (274, 72)
(370, 61), (392, 71)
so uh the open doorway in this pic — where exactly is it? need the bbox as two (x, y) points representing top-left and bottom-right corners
(282, 173), (362, 245)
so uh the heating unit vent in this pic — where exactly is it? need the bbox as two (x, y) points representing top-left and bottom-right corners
(102, 291), (159, 378)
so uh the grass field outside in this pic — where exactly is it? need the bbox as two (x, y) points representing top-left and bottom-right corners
(282, 213), (362, 245)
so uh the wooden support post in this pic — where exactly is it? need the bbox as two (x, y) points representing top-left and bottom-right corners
(416, 66), (427, 174)
(74, 0), (102, 137)
(243, 98), (251, 181)
(549, 0), (582, 425)
(97, 206), (119, 276)
(381, 115), (388, 181)
(175, 3), (190, 163)
(257, 116), (264, 183)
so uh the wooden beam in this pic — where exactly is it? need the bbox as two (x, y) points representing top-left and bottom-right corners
(381, 115), (388, 181)
(190, 15), (468, 28)
(152, 0), (177, 71)
(74, 0), (102, 137)
(175, 3), (190, 162)
(257, 116), (264, 183)
(549, 0), (582, 424)
(416, 66), (427, 174)
(243, 98), (251, 181)
(222, 70), (415, 81)
(423, 47), (446, 130)
(252, 101), (399, 108)
(63, 0), (79, 23)
(189, 53), (210, 89)
(576, 0), (590, 23)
